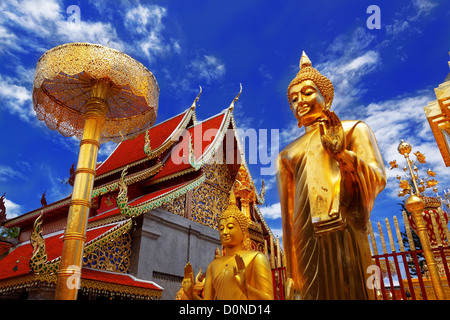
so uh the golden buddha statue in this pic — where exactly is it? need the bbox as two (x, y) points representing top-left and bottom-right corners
(276, 52), (386, 300)
(182, 191), (274, 300)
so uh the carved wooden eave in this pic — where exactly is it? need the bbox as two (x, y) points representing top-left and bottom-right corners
(29, 215), (134, 275)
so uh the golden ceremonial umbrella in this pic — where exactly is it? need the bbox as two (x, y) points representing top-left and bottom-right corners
(32, 42), (159, 300)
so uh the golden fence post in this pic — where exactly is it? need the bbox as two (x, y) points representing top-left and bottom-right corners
(405, 195), (447, 300)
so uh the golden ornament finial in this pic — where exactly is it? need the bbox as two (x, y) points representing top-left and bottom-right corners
(397, 140), (411, 156)
(299, 51), (312, 69)
(394, 140), (439, 197)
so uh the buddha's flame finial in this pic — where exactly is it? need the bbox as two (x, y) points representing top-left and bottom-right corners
(228, 189), (237, 205)
(299, 51), (312, 69)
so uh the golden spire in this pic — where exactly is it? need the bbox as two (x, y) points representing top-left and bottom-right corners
(234, 164), (256, 219)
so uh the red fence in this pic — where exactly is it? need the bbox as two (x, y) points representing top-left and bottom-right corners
(270, 209), (450, 300)
(271, 267), (286, 300)
(372, 247), (450, 300)
(369, 212), (450, 300)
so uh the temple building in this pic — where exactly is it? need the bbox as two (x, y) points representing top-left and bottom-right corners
(0, 91), (281, 300)
(424, 51), (450, 166)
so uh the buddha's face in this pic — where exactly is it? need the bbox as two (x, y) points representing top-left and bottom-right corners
(218, 217), (244, 248)
(288, 80), (329, 128)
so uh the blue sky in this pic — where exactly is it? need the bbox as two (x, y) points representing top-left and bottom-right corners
(1, 0), (450, 246)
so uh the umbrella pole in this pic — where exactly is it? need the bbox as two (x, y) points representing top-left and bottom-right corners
(54, 83), (108, 300)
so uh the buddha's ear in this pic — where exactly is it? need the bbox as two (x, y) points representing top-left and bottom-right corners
(325, 99), (332, 110)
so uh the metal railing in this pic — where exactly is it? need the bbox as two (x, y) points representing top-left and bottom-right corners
(369, 211), (450, 300)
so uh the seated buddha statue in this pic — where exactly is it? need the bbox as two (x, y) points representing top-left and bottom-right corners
(182, 191), (274, 300)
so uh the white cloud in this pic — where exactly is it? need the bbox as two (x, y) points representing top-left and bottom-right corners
(385, 0), (437, 39)
(259, 202), (281, 220)
(316, 29), (380, 115)
(360, 90), (450, 199)
(98, 141), (118, 159)
(2, 0), (62, 37)
(4, 198), (22, 219)
(0, 74), (35, 123)
(413, 0), (437, 15)
(0, 165), (28, 182)
(0, 0), (125, 54)
(164, 54), (227, 95)
(188, 55), (226, 84)
(56, 20), (124, 50)
(123, 4), (180, 61)
(125, 5), (166, 35)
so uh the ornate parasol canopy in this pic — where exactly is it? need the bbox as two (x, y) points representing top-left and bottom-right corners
(32, 42), (159, 143)
(31, 42), (160, 300)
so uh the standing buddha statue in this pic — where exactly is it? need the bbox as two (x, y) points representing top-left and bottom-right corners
(276, 51), (386, 299)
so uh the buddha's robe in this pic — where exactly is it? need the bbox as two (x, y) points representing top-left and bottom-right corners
(276, 120), (386, 299)
(204, 250), (274, 300)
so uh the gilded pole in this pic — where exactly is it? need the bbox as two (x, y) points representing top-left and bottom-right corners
(54, 81), (109, 300)
(398, 140), (446, 300)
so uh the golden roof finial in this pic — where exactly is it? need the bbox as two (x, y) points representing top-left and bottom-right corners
(228, 83), (242, 111)
(191, 86), (202, 110)
(299, 51), (312, 69)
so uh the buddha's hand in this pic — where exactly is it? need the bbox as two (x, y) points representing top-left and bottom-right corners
(233, 254), (248, 296)
(182, 262), (195, 298)
(319, 110), (346, 161)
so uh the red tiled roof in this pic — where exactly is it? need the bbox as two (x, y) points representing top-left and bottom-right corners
(0, 241), (12, 257)
(150, 112), (227, 182)
(81, 268), (162, 291)
(0, 222), (126, 281)
(3, 109), (227, 230)
(3, 196), (71, 229)
(96, 111), (189, 177)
